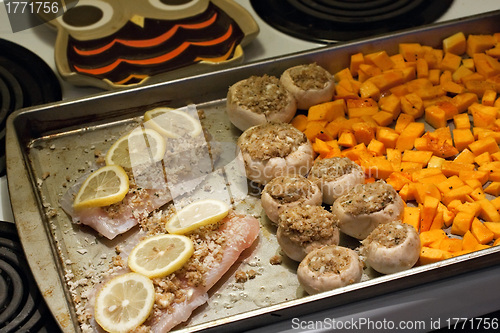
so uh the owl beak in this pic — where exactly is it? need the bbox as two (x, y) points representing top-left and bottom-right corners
(130, 15), (145, 28)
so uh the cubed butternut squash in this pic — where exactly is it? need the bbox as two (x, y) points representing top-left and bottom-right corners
(450, 211), (475, 236)
(484, 182), (500, 196)
(291, 114), (308, 132)
(439, 238), (463, 252)
(376, 127), (399, 149)
(419, 247), (452, 265)
(425, 104), (447, 128)
(462, 230), (480, 251)
(443, 32), (466, 55)
(467, 34), (497, 56)
(395, 122), (425, 151)
(379, 94), (401, 119)
(308, 100), (346, 122)
(401, 93), (424, 118)
(421, 195), (440, 232)
(436, 175), (464, 194)
(469, 137), (500, 155)
(442, 185), (474, 205)
(483, 222), (500, 239)
(471, 218), (495, 244)
(440, 52), (462, 72)
(478, 198), (500, 222)
(453, 113), (471, 129)
(403, 206), (421, 231)
(452, 128), (475, 152)
(346, 98), (379, 118)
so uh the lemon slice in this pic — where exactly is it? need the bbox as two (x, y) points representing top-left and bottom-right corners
(73, 165), (129, 210)
(166, 199), (230, 234)
(105, 127), (166, 169)
(94, 272), (155, 333)
(144, 107), (202, 138)
(128, 234), (194, 278)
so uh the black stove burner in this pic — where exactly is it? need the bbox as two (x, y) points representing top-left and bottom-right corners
(0, 39), (62, 177)
(251, 0), (454, 43)
(0, 221), (61, 332)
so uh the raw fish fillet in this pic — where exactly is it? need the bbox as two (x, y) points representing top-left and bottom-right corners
(60, 127), (219, 240)
(88, 211), (260, 332)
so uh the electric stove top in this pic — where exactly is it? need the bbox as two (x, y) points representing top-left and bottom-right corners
(0, 221), (61, 332)
(251, 0), (454, 43)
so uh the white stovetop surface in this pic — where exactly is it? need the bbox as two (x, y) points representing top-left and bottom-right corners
(1, 0), (500, 332)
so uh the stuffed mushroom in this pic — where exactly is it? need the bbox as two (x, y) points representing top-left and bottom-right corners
(332, 180), (404, 240)
(276, 205), (339, 262)
(227, 74), (297, 131)
(280, 63), (335, 110)
(297, 245), (363, 295)
(308, 157), (365, 205)
(360, 220), (421, 274)
(237, 122), (314, 185)
(261, 175), (322, 225)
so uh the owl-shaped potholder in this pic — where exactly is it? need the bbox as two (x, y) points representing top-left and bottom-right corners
(41, 0), (259, 89)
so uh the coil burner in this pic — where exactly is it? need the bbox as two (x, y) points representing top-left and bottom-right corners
(251, 0), (454, 43)
(0, 221), (61, 332)
(0, 39), (62, 176)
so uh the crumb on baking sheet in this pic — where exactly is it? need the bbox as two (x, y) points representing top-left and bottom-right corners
(269, 255), (282, 265)
(235, 270), (248, 283)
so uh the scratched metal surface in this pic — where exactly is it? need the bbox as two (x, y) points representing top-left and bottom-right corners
(6, 10), (500, 333)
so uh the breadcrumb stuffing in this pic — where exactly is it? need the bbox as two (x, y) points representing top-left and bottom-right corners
(238, 122), (307, 160)
(287, 63), (332, 90)
(232, 75), (291, 115)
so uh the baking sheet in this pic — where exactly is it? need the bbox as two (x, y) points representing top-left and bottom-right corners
(6, 10), (500, 333)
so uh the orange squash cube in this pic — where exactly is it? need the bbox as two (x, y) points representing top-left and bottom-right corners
(376, 127), (399, 149)
(436, 175), (464, 194)
(401, 93), (424, 118)
(452, 92), (479, 113)
(478, 198), (500, 222)
(371, 111), (394, 127)
(442, 185), (474, 206)
(399, 43), (425, 62)
(439, 238), (463, 252)
(469, 137), (500, 155)
(403, 206), (421, 231)
(425, 105), (447, 128)
(452, 128), (474, 151)
(419, 247), (452, 265)
(467, 34), (497, 57)
(453, 113), (471, 129)
(471, 218), (495, 245)
(483, 222), (500, 239)
(395, 122), (425, 151)
(473, 53), (500, 78)
(452, 65), (475, 83)
(443, 32), (467, 55)
(352, 122), (376, 145)
(308, 100), (346, 122)
(367, 138), (385, 156)
(462, 230), (480, 251)
(394, 113), (415, 134)
(364, 50), (395, 71)
(451, 211), (474, 236)
(338, 131), (357, 148)
(350, 52), (365, 77)
(378, 94), (401, 119)
(440, 52), (462, 72)
(421, 196), (440, 232)
(346, 98), (379, 118)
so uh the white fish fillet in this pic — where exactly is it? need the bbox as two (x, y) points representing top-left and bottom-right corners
(60, 124), (219, 240)
(87, 211), (260, 332)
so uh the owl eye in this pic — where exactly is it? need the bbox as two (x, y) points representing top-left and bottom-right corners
(148, 0), (205, 11)
(57, 0), (114, 31)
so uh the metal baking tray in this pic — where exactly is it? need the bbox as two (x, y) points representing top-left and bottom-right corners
(6, 10), (500, 333)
